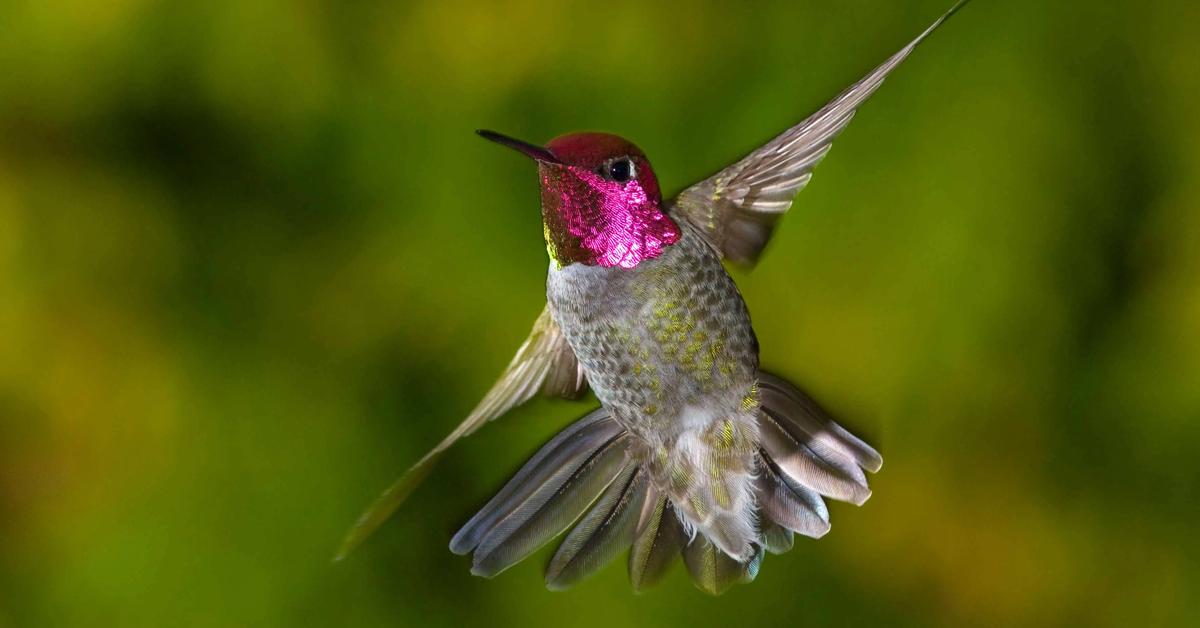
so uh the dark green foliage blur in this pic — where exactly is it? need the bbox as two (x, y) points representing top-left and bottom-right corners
(1, 1), (1197, 626)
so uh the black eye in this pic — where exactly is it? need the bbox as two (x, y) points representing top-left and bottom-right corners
(607, 158), (634, 183)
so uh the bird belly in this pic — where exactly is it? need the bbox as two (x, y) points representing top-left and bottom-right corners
(547, 228), (763, 559)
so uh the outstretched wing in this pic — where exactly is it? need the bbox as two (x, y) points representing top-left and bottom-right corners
(672, 0), (971, 266)
(335, 305), (587, 560)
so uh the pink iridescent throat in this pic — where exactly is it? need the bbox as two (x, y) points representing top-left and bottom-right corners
(538, 164), (681, 269)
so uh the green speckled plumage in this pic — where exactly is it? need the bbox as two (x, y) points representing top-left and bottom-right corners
(547, 222), (758, 440)
(549, 221), (764, 562)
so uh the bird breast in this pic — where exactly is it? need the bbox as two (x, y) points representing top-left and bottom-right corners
(546, 222), (760, 444)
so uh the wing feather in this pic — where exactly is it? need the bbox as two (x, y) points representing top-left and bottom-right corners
(672, 0), (971, 265)
(335, 305), (587, 560)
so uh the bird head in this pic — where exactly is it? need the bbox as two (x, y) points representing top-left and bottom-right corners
(478, 130), (681, 269)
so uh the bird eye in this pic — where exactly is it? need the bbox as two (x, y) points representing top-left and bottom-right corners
(607, 158), (635, 183)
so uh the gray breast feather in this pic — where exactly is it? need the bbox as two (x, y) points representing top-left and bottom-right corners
(547, 224), (759, 434)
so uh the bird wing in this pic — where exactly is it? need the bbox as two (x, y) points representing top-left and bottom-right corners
(335, 305), (587, 560)
(671, 0), (970, 266)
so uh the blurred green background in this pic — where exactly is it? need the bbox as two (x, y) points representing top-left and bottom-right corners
(2, 0), (1198, 626)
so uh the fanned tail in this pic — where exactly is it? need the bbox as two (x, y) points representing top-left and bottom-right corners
(631, 371), (880, 595)
(452, 371), (880, 595)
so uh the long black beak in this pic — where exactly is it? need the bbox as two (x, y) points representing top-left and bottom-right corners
(476, 129), (561, 164)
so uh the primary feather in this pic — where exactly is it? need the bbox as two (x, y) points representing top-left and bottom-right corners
(336, 306), (586, 561)
(673, 0), (974, 266)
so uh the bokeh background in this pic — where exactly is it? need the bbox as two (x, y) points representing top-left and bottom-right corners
(2, 0), (1198, 626)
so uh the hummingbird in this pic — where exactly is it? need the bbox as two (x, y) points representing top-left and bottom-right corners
(337, 1), (971, 594)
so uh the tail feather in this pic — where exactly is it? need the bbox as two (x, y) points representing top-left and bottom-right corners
(462, 410), (632, 577)
(753, 370), (882, 551)
(758, 373), (883, 472)
(681, 535), (763, 596)
(628, 490), (686, 593)
(453, 372), (881, 593)
(450, 408), (622, 555)
(759, 519), (794, 555)
(545, 467), (648, 590)
(759, 410), (872, 505)
(756, 448), (831, 539)
(656, 416), (761, 562)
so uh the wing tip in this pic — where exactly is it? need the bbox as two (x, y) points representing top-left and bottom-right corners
(917, 0), (975, 48)
(332, 450), (445, 562)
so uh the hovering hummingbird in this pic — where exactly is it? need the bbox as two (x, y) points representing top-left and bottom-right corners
(338, 1), (971, 594)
